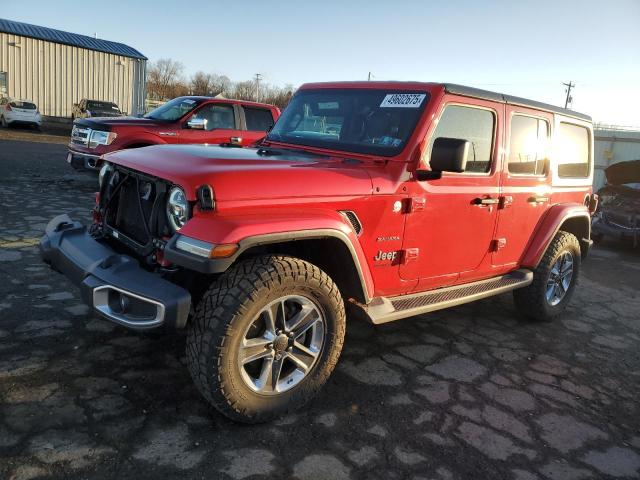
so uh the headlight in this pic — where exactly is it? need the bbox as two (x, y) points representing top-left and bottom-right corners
(166, 187), (190, 231)
(98, 163), (112, 188)
(88, 130), (117, 148)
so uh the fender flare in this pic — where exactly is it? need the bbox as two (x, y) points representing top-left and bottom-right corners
(164, 214), (375, 303)
(520, 204), (591, 268)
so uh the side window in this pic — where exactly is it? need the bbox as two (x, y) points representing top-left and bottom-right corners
(508, 115), (549, 175)
(244, 107), (274, 131)
(191, 104), (235, 131)
(428, 105), (495, 173)
(557, 123), (590, 177)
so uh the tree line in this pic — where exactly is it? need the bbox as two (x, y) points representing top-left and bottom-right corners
(146, 58), (295, 108)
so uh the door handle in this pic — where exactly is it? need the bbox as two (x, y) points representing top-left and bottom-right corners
(528, 196), (549, 204)
(472, 197), (500, 206)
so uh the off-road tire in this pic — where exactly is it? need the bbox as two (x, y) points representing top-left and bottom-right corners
(513, 231), (581, 321)
(186, 255), (346, 423)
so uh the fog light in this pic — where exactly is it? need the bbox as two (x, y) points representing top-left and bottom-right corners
(119, 294), (131, 314)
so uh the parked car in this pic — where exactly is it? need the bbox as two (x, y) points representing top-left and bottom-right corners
(592, 159), (640, 246)
(0, 97), (42, 129)
(72, 99), (123, 120)
(67, 96), (281, 171)
(41, 82), (596, 423)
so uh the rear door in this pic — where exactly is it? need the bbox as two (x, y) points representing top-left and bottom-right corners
(493, 106), (553, 267)
(178, 102), (240, 145)
(401, 98), (503, 290)
(240, 105), (277, 145)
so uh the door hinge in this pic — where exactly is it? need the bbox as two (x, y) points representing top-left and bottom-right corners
(491, 238), (507, 251)
(499, 195), (513, 209)
(407, 197), (426, 213)
(402, 248), (420, 264)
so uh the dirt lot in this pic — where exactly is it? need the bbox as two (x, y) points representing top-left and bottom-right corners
(1, 132), (640, 480)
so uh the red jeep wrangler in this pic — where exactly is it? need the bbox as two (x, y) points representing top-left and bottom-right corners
(41, 82), (596, 423)
(67, 96), (280, 171)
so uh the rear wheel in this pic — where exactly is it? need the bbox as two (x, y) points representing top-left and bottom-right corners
(514, 231), (581, 321)
(0, 116), (7, 128)
(186, 255), (346, 423)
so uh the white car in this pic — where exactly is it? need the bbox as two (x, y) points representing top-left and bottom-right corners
(0, 97), (42, 129)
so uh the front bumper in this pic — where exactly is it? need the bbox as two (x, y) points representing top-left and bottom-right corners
(40, 214), (191, 330)
(67, 149), (102, 171)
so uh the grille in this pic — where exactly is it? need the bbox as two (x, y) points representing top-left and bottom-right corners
(71, 125), (90, 146)
(104, 173), (160, 246)
(392, 277), (522, 311)
(340, 210), (362, 235)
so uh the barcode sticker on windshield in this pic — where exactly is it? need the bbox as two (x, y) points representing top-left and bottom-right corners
(380, 93), (426, 108)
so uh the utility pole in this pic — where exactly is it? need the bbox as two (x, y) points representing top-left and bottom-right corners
(563, 81), (575, 108)
(255, 73), (263, 102)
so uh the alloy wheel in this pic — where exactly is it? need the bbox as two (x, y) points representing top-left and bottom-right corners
(238, 295), (325, 395)
(546, 251), (574, 306)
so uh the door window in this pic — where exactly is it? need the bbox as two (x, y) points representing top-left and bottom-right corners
(508, 115), (549, 175)
(427, 105), (495, 173)
(191, 104), (235, 131)
(244, 107), (274, 131)
(557, 123), (590, 177)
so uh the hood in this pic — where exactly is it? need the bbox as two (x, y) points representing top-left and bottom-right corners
(604, 160), (640, 185)
(104, 144), (374, 201)
(74, 116), (158, 130)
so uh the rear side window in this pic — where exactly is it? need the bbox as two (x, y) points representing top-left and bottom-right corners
(244, 107), (274, 131)
(191, 104), (235, 130)
(508, 115), (549, 175)
(429, 105), (495, 173)
(10, 101), (36, 110)
(557, 123), (590, 177)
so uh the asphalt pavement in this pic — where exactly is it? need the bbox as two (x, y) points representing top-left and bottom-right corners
(1, 132), (640, 480)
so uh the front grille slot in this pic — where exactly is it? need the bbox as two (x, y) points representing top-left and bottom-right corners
(102, 169), (167, 249)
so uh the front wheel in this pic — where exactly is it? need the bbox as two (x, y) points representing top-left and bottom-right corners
(186, 255), (346, 423)
(514, 231), (581, 321)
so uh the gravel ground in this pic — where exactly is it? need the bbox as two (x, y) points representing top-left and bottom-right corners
(1, 135), (640, 480)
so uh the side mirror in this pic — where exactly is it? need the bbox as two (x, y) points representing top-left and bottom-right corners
(416, 137), (470, 181)
(187, 118), (207, 130)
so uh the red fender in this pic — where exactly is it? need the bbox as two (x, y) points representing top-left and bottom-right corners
(520, 203), (591, 268)
(178, 209), (375, 301)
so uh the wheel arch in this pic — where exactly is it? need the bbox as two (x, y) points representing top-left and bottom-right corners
(234, 231), (372, 305)
(521, 204), (592, 268)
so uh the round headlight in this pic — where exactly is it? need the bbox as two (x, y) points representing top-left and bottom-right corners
(98, 163), (112, 188)
(166, 186), (190, 231)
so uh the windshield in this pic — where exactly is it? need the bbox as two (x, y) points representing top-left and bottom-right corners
(87, 101), (120, 112)
(144, 97), (201, 121)
(10, 101), (36, 110)
(267, 89), (429, 156)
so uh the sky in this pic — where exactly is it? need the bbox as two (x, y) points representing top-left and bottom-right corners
(3, 0), (640, 125)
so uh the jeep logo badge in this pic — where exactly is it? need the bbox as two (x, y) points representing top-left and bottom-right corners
(374, 250), (398, 262)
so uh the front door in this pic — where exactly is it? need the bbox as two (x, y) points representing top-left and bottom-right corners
(493, 106), (553, 267)
(401, 99), (502, 291)
(178, 103), (240, 145)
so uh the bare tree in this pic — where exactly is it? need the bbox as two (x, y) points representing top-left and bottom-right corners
(190, 71), (213, 96)
(232, 80), (258, 101)
(147, 58), (186, 100)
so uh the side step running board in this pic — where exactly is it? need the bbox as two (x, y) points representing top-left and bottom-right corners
(365, 269), (533, 324)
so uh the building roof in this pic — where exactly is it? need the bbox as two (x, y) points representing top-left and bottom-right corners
(0, 18), (147, 60)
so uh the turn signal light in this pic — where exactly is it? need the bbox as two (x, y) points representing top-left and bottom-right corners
(210, 244), (239, 258)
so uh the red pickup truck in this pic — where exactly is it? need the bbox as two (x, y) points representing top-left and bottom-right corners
(67, 96), (280, 171)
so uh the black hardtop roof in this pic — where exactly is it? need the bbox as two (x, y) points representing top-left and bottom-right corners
(443, 83), (591, 122)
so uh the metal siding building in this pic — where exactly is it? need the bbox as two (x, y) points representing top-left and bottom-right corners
(0, 18), (147, 117)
